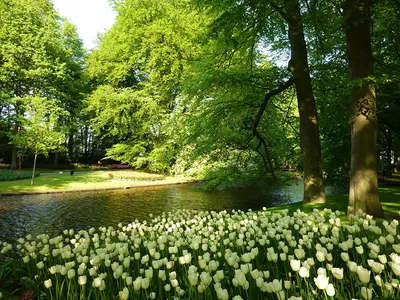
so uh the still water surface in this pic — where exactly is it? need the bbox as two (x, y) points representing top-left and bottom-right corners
(0, 181), (344, 242)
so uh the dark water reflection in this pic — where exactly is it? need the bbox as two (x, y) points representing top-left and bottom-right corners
(0, 180), (345, 242)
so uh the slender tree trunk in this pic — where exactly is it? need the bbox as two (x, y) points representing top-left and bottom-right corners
(386, 128), (392, 178)
(68, 130), (74, 162)
(11, 145), (18, 170)
(54, 152), (59, 165)
(343, 0), (384, 217)
(283, 0), (326, 203)
(84, 125), (89, 155)
(11, 90), (22, 170)
(31, 152), (38, 185)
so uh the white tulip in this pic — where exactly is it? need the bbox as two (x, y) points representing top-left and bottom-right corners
(347, 261), (358, 273)
(299, 267), (309, 278)
(340, 252), (349, 262)
(92, 277), (102, 288)
(326, 283), (335, 296)
(367, 260), (384, 274)
(314, 274), (329, 290)
(133, 277), (142, 291)
(142, 277), (150, 289)
(390, 262), (400, 276)
(374, 275), (382, 287)
(361, 286), (373, 300)
(378, 254), (387, 264)
(271, 279), (282, 293)
(290, 259), (301, 272)
(76, 275), (86, 286)
(357, 266), (371, 284)
(331, 267), (343, 280)
(119, 287), (129, 300)
(67, 269), (75, 279)
(390, 253), (400, 264)
(44, 279), (52, 289)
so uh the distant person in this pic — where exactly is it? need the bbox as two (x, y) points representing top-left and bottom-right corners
(70, 170), (75, 176)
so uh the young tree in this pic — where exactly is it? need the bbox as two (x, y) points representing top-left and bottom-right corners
(12, 96), (66, 185)
(343, 0), (384, 217)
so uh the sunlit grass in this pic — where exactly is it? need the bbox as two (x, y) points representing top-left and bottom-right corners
(0, 171), (188, 194)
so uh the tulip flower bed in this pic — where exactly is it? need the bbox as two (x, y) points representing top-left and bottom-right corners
(1, 207), (400, 300)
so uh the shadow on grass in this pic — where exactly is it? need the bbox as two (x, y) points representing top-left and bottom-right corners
(268, 185), (400, 220)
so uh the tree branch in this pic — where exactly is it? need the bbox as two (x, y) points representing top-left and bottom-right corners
(269, 1), (289, 22)
(251, 77), (295, 181)
(252, 77), (295, 135)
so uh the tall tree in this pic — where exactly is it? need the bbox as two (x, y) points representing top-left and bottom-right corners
(194, 0), (326, 202)
(0, 0), (74, 168)
(343, 0), (384, 217)
(277, 0), (326, 203)
(86, 0), (203, 172)
(55, 19), (88, 163)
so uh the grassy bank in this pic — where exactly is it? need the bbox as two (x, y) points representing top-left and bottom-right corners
(269, 185), (400, 219)
(0, 170), (189, 195)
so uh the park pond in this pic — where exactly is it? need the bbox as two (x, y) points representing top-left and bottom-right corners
(0, 180), (346, 243)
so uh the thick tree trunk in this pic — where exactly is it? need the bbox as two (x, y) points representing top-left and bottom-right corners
(343, 0), (384, 217)
(283, 0), (326, 203)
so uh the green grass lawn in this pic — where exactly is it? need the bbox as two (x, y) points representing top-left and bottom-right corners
(0, 170), (188, 194)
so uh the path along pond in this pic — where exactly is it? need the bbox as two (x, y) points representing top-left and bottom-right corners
(0, 180), (345, 243)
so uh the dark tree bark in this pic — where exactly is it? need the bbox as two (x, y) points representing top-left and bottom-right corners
(386, 128), (393, 178)
(11, 144), (18, 170)
(252, 77), (295, 182)
(277, 0), (326, 203)
(11, 88), (22, 170)
(54, 152), (59, 165)
(84, 125), (89, 155)
(343, 0), (384, 217)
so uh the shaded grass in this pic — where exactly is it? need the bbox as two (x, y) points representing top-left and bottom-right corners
(268, 185), (400, 220)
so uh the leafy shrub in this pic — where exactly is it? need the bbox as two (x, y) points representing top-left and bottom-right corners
(0, 170), (40, 181)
